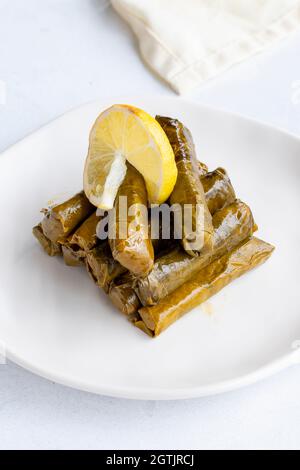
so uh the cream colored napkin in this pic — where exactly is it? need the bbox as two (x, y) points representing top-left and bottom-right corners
(111, 0), (300, 94)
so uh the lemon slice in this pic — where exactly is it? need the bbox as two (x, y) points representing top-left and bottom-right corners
(83, 104), (178, 209)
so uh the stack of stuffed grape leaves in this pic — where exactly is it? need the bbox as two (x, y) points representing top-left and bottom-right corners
(33, 113), (274, 337)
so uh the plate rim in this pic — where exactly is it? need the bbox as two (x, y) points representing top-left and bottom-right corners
(2, 94), (300, 157)
(5, 346), (300, 400)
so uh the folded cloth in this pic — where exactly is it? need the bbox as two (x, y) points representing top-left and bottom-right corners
(111, 0), (300, 94)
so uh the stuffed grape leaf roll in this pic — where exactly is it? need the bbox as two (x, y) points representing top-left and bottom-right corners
(86, 243), (127, 293)
(156, 116), (213, 257)
(136, 200), (256, 306)
(138, 237), (275, 336)
(32, 224), (62, 257)
(109, 163), (154, 277)
(41, 191), (94, 243)
(109, 273), (141, 316)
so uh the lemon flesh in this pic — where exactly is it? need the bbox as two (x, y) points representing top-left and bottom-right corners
(83, 104), (178, 209)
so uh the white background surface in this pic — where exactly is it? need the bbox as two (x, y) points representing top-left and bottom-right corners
(0, 0), (300, 450)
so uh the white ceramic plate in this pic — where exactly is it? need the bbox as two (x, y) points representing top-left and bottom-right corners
(1, 97), (300, 400)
